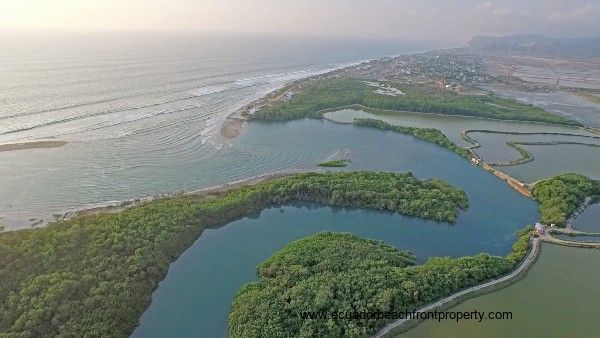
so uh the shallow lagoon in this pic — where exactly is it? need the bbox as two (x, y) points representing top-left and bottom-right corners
(3, 107), (597, 227)
(323, 108), (593, 147)
(401, 244), (600, 338)
(134, 119), (537, 337)
(470, 131), (600, 164)
(1, 116), (543, 229)
(502, 143), (600, 182)
(325, 109), (600, 183)
(572, 203), (600, 233)
(133, 201), (531, 338)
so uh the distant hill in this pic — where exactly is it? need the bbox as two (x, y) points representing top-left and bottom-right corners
(468, 35), (600, 58)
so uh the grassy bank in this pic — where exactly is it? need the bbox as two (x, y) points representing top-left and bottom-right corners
(250, 78), (579, 126)
(229, 227), (532, 337)
(0, 171), (467, 337)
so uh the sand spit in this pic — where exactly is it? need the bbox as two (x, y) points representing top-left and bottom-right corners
(57, 168), (317, 222)
(0, 140), (68, 152)
(220, 116), (246, 139)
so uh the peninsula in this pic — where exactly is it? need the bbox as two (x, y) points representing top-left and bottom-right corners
(0, 171), (467, 336)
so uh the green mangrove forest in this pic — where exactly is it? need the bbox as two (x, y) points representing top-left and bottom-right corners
(353, 118), (472, 159)
(250, 78), (579, 126)
(532, 173), (600, 226)
(0, 171), (467, 337)
(229, 229), (532, 338)
(317, 159), (350, 167)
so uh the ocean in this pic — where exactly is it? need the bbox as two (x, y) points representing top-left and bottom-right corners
(0, 32), (434, 229)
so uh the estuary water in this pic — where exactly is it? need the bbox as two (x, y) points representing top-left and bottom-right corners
(0, 32), (424, 228)
(3, 32), (596, 338)
(325, 109), (600, 182)
(324, 108), (596, 147)
(133, 120), (538, 337)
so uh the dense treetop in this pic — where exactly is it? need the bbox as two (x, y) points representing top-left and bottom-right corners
(317, 159), (349, 167)
(353, 118), (472, 159)
(229, 229), (532, 338)
(0, 171), (467, 337)
(250, 78), (578, 126)
(532, 173), (600, 226)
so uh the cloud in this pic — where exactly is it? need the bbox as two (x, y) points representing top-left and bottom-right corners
(473, 1), (512, 17)
(544, 3), (600, 25)
(2, 0), (599, 43)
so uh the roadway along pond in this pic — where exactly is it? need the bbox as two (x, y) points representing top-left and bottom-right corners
(374, 238), (540, 337)
(133, 119), (538, 337)
(400, 244), (600, 338)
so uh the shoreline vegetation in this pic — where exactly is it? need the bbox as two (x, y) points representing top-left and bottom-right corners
(532, 173), (600, 227)
(383, 236), (541, 338)
(225, 173), (599, 338)
(325, 114), (532, 198)
(3, 46), (598, 338)
(52, 170), (311, 223)
(228, 227), (533, 338)
(353, 118), (472, 159)
(3, 119), (596, 338)
(0, 140), (67, 152)
(246, 78), (579, 126)
(0, 171), (467, 337)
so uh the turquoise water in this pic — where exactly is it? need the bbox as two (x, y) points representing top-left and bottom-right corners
(133, 119), (538, 337)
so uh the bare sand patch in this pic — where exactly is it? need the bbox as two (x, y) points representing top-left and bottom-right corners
(220, 117), (246, 139)
(0, 140), (68, 152)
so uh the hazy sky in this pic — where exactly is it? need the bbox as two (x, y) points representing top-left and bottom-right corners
(1, 0), (599, 42)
